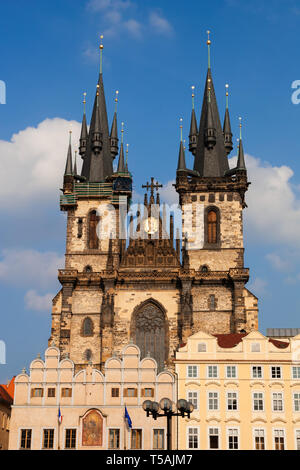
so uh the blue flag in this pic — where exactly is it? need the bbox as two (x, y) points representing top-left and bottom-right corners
(125, 406), (132, 429)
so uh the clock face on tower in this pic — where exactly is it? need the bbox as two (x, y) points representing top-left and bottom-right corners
(143, 217), (159, 235)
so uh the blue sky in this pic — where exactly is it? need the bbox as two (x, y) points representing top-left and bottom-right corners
(1, 0), (300, 382)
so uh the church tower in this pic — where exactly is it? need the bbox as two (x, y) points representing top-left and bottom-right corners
(175, 32), (258, 342)
(49, 35), (258, 373)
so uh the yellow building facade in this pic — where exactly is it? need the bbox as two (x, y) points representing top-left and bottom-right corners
(175, 330), (300, 450)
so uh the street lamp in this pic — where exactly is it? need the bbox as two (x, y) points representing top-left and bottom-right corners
(142, 397), (194, 450)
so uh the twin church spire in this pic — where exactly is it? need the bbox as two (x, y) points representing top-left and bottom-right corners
(64, 36), (129, 183)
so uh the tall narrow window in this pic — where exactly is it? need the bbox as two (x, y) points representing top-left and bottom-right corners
(207, 210), (217, 244)
(88, 211), (99, 249)
(20, 429), (32, 449)
(131, 430), (142, 449)
(82, 317), (93, 337)
(254, 429), (265, 450)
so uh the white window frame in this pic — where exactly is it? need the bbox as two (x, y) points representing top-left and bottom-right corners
(227, 427), (240, 450)
(251, 365), (263, 379)
(226, 365), (238, 379)
(226, 390), (239, 412)
(40, 427), (56, 450)
(187, 390), (199, 411)
(186, 426), (200, 450)
(207, 365), (219, 379)
(208, 427), (220, 450)
(253, 428), (266, 450)
(64, 427), (78, 450)
(272, 391), (284, 412)
(270, 366), (282, 380)
(292, 366), (300, 380)
(252, 391), (265, 412)
(251, 342), (261, 352)
(187, 365), (198, 379)
(18, 428), (33, 450)
(273, 428), (286, 451)
(207, 391), (219, 411)
(198, 342), (207, 352)
(293, 392), (300, 412)
(295, 429), (300, 450)
(152, 428), (166, 451)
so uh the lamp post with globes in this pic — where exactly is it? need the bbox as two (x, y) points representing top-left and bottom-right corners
(142, 398), (194, 450)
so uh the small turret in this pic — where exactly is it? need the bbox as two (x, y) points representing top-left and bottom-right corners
(177, 118), (187, 172)
(110, 90), (119, 160)
(79, 93), (88, 158)
(117, 123), (125, 173)
(63, 131), (74, 192)
(223, 84), (233, 155)
(237, 117), (246, 171)
(189, 86), (198, 156)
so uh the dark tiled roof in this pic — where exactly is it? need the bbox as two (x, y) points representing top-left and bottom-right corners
(214, 333), (289, 350)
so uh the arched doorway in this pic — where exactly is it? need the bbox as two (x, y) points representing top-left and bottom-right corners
(132, 300), (167, 372)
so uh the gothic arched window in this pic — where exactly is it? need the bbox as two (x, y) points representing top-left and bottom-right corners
(88, 210), (100, 250)
(205, 207), (220, 247)
(82, 317), (93, 337)
(132, 301), (167, 372)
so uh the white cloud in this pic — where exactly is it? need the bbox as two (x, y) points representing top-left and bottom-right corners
(149, 11), (173, 36)
(0, 118), (81, 209)
(86, 0), (132, 12)
(124, 19), (143, 38)
(0, 249), (64, 290)
(266, 253), (291, 271)
(25, 290), (54, 312)
(248, 277), (268, 296)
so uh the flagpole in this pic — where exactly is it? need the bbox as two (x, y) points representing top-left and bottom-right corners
(58, 404), (61, 450)
(124, 403), (127, 450)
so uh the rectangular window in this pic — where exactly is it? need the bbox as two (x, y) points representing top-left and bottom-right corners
(153, 429), (164, 450)
(274, 430), (285, 450)
(108, 429), (120, 449)
(47, 388), (56, 398)
(31, 388), (43, 398)
(20, 429), (32, 449)
(187, 391), (198, 410)
(188, 428), (199, 449)
(198, 343), (207, 352)
(253, 392), (264, 411)
(209, 428), (219, 449)
(294, 393), (300, 412)
(111, 388), (120, 398)
(296, 430), (300, 450)
(228, 428), (239, 450)
(227, 392), (238, 411)
(187, 366), (198, 378)
(65, 429), (76, 449)
(252, 366), (263, 379)
(125, 388), (137, 398)
(292, 366), (300, 380)
(61, 388), (72, 398)
(271, 367), (282, 379)
(131, 429), (142, 449)
(226, 366), (237, 379)
(254, 429), (265, 450)
(251, 343), (261, 352)
(144, 388), (154, 397)
(208, 392), (219, 411)
(43, 429), (54, 449)
(207, 366), (218, 379)
(272, 393), (284, 412)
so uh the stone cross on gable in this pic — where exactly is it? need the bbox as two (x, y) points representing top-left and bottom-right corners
(142, 177), (163, 203)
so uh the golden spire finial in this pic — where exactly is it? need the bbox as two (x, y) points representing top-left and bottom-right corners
(115, 90), (119, 112)
(191, 85), (195, 110)
(180, 117), (183, 142)
(207, 30), (211, 68)
(99, 34), (104, 74)
(121, 121), (124, 144)
(225, 83), (229, 109)
(83, 92), (87, 114)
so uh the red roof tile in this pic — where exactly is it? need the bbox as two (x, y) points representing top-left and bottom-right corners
(0, 385), (13, 405)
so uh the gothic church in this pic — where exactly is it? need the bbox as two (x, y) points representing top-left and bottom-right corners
(50, 37), (258, 373)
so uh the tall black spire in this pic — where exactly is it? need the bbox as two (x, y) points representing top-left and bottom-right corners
(110, 90), (119, 160)
(193, 33), (229, 177)
(117, 122), (125, 173)
(189, 86), (198, 156)
(81, 36), (114, 182)
(223, 84), (233, 155)
(79, 93), (88, 158)
(177, 118), (187, 172)
(64, 131), (73, 176)
(237, 118), (246, 171)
